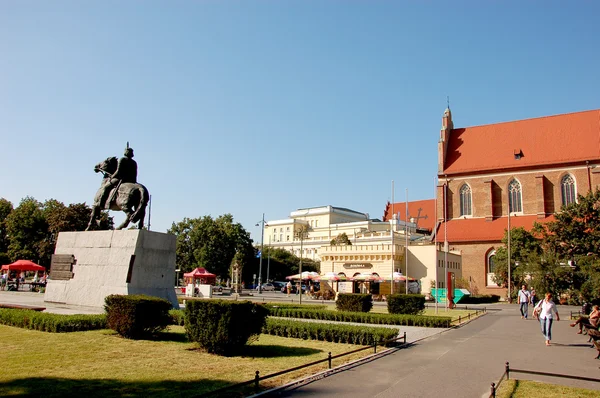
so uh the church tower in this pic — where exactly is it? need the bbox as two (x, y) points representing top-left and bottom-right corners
(438, 107), (453, 174)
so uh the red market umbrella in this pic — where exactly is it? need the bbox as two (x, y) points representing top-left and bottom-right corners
(1, 260), (45, 272)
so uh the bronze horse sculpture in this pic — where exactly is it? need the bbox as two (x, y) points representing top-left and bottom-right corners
(86, 157), (149, 231)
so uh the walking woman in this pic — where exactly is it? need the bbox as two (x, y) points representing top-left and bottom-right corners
(533, 292), (560, 346)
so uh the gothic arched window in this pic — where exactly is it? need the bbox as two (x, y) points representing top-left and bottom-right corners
(508, 179), (522, 213)
(487, 251), (496, 274)
(561, 174), (576, 207)
(459, 184), (472, 216)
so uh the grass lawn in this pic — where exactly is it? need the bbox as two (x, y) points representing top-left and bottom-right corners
(496, 379), (600, 397)
(0, 325), (371, 397)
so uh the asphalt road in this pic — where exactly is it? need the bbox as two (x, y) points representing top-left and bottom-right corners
(270, 304), (600, 398)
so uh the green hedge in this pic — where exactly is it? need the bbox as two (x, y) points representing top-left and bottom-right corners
(263, 318), (399, 345)
(170, 309), (185, 326)
(460, 294), (500, 304)
(104, 294), (172, 339)
(185, 299), (268, 356)
(0, 308), (106, 332)
(336, 293), (373, 312)
(268, 307), (451, 328)
(388, 294), (426, 315)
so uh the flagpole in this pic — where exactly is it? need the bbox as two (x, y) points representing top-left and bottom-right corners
(391, 180), (395, 295)
(435, 176), (438, 314)
(444, 176), (448, 311)
(405, 188), (409, 294)
(507, 200), (511, 303)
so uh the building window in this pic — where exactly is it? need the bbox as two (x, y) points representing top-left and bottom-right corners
(286, 226), (290, 232)
(315, 220), (318, 227)
(488, 252), (496, 273)
(508, 179), (522, 213)
(561, 174), (576, 207)
(286, 235), (290, 241)
(459, 184), (472, 216)
(279, 234), (283, 242)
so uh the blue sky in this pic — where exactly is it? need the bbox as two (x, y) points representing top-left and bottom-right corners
(1, 1), (599, 242)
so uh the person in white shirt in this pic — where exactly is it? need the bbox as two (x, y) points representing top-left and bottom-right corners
(534, 292), (560, 346)
(517, 285), (531, 319)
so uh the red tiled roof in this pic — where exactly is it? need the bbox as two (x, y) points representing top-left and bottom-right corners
(383, 199), (436, 231)
(435, 215), (555, 243)
(443, 109), (600, 175)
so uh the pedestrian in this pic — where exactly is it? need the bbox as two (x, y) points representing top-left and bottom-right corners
(533, 292), (560, 346)
(286, 281), (291, 296)
(518, 285), (531, 319)
(570, 305), (600, 334)
(530, 288), (537, 307)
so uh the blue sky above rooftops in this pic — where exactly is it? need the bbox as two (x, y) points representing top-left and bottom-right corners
(1, 1), (599, 242)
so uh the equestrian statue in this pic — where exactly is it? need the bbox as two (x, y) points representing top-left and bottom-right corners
(86, 143), (149, 231)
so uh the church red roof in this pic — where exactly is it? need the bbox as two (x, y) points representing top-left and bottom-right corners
(383, 199), (436, 232)
(443, 109), (600, 175)
(435, 215), (554, 243)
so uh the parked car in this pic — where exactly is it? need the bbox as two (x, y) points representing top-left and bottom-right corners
(272, 281), (285, 291)
(281, 283), (310, 294)
(256, 283), (275, 291)
(212, 285), (223, 293)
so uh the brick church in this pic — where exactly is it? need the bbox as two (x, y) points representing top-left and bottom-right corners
(386, 107), (600, 296)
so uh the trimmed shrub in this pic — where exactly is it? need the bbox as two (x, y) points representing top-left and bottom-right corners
(460, 294), (500, 304)
(169, 309), (185, 326)
(387, 294), (426, 315)
(104, 294), (172, 339)
(268, 306), (452, 328)
(185, 299), (268, 356)
(336, 293), (373, 313)
(0, 308), (106, 332)
(263, 318), (399, 346)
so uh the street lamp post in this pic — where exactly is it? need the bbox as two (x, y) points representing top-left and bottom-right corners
(295, 225), (308, 305)
(256, 214), (266, 294)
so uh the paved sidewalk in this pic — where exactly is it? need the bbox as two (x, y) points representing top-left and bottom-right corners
(0, 291), (105, 314)
(275, 304), (600, 398)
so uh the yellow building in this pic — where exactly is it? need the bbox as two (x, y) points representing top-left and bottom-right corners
(264, 205), (462, 294)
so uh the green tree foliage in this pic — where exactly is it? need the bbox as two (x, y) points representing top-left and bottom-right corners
(331, 232), (352, 246)
(4, 197), (113, 267)
(0, 198), (13, 265)
(535, 188), (600, 258)
(168, 214), (254, 279)
(492, 227), (541, 294)
(5, 197), (47, 263)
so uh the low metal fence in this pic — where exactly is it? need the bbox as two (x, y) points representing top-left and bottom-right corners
(197, 332), (407, 398)
(489, 361), (600, 397)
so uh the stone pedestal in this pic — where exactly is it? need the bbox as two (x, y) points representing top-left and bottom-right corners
(44, 230), (177, 308)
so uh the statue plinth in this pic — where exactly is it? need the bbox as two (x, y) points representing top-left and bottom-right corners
(45, 230), (177, 308)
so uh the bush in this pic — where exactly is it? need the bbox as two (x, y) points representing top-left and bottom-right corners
(268, 307), (452, 328)
(263, 318), (399, 346)
(336, 293), (373, 312)
(460, 294), (500, 304)
(104, 294), (172, 339)
(0, 308), (106, 332)
(185, 299), (269, 356)
(387, 294), (425, 315)
(169, 309), (185, 326)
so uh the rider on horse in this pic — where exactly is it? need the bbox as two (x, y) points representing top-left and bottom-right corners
(99, 145), (138, 208)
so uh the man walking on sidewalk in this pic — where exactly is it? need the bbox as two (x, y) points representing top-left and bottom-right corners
(518, 284), (531, 319)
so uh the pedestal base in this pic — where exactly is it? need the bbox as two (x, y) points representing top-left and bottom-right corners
(44, 230), (177, 308)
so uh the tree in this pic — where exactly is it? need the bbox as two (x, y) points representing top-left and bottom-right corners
(5, 197), (47, 264)
(331, 233), (352, 246)
(535, 188), (600, 259)
(168, 214), (254, 280)
(0, 198), (13, 265)
(492, 227), (541, 298)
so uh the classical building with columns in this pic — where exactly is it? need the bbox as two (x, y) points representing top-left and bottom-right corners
(266, 205), (460, 294)
(432, 107), (600, 296)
